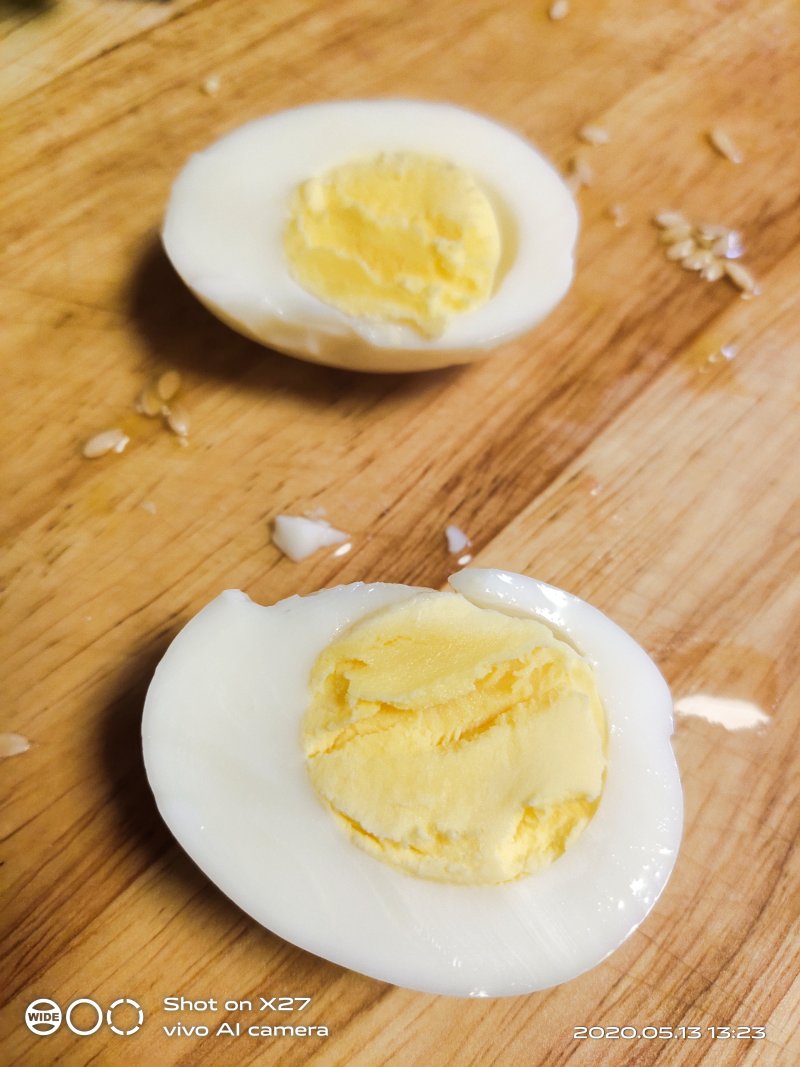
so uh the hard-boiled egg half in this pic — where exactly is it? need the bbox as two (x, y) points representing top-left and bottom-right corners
(162, 101), (578, 372)
(142, 568), (682, 997)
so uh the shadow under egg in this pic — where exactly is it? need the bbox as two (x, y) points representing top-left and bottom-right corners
(127, 232), (466, 406)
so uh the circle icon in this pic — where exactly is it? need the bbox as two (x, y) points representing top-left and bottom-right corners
(25, 999), (62, 1036)
(107, 998), (144, 1036)
(65, 998), (103, 1037)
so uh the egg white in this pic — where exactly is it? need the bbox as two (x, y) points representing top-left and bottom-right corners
(142, 569), (682, 997)
(162, 101), (579, 372)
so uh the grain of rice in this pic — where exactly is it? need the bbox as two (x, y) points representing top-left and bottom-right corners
(725, 260), (759, 295)
(666, 238), (696, 261)
(608, 203), (629, 227)
(567, 155), (594, 191)
(82, 428), (129, 459)
(136, 384), (162, 417)
(696, 223), (730, 244)
(701, 260), (725, 282)
(708, 127), (743, 164)
(157, 370), (182, 402)
(578, 124), (610, 146)
(654, 210), (689, 229)
(548, 0), (569, 20)
(165, 402), (190, 437)
(660, 223), (693, 244)
(682, 250), (714, 271)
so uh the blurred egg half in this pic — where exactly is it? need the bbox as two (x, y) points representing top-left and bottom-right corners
(162, 101), (579, 372)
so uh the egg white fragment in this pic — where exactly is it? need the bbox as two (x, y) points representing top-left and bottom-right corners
(142, 569), (682, 997)
(162, 101), (579, 372)
(272, 515), (349, 562)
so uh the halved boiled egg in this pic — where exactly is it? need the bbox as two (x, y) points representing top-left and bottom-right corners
(142, 568), (682, 997)
(162, 101), (578, 372)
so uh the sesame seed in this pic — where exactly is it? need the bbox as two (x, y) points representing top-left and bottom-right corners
(660, 223), (693, 244)
(701, 260), (725, 282)
(548, 0), (569, 20)
(696, 223), (730, 245)
(201, 74), (221, 96)
(608, 203), (629, 227)
(654, 210), (690, 229)
(136, 383), (162, 417)
(165, 402), (190, 437)
(666, 238), (696, 261)
(566, 155), (594, 194)
(725, 260), (760, 295)
(708, 127), (744, 164)
(157, 370), (182, 402)
(578, 124), (610, 146)
(682, 250), (714, 271)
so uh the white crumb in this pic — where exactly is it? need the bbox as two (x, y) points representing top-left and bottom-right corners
(445, 524), (472, 555)
(272, 515), (349, 562)
(0, 732), (30, 757)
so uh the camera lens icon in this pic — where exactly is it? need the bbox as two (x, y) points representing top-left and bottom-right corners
(25, 999), (62, 1036)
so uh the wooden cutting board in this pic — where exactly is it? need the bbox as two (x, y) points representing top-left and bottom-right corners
(2, 1), (799, 1063)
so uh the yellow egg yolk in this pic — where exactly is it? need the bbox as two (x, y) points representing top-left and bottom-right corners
(302, 593), (607, 885)
(283, 153), (502, 338)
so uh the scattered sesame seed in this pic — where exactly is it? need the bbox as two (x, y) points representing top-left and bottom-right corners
(608, 203), (629, 227)
(701, 260), (725, 282)
(660, 223), (693, 244)
(165, 402), (190, 438)
(578, 124), (610, 146)
(654, 210), (690, 229)
(725, 260), (760, 296)
(696, 223), (730, 245)
(157, 370), (182, 402)
(136, 383), (162, 417)
(681, 250), (714, 271)
(708, 127), (743, 164)
(657, 213), (754, 288)
(548, 0), (569, 20)
(201, 74), (221, 96)
(566, 155), (594, 193)
(666, 238), (696, 261)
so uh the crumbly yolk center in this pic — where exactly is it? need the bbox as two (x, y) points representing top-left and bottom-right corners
(283, 153), (502, 338)
(302, 593), (607, 885)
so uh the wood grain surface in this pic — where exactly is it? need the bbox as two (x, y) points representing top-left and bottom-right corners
(2, 1), (799, 1064)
